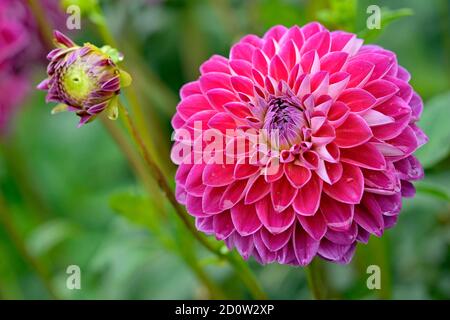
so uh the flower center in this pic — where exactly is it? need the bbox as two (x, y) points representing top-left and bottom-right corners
(61, 60), (96, 105)
(263, 96), (305, 148)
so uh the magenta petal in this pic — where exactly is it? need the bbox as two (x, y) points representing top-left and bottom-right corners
(177, 94), (212, 119)
(227, 233), (254, 260)
(230, 202), (262, 236)
(196, 217), (214, 234)
(203, 163), (235, 187)
(320, 194), (354, 231)
(293, 223), (320, 266)
(355, 196), (385, 236)
(271, 177), (298, 212)
(320, 51), (348, 74)
(200, 55), (229, 74)
(213, 211), (234, 240)
(200, 72), (232, 92)
(318, 239), (355, 264)
(220, 180), (247, 210)
(206, 88), (238, 111)
(325, 222), (358, 245)
(345, 60), (374, 88)
(297, 211), (327, 241)
(323, 163), (364, 204)
(245, 175), (271, 204)
(256, 196), (295, 234)
(261, 226), (292, 252)
(338, 88), (376, 112)
(186, 195), (207, 217)
(285, 163), (312, 188)
(253, 231), (277, 264)
(335, 114), (372, 148)
(364, 79), (399, 105)
(401, 180), (416, 198)
(180, 81), (202, 99)
(202, 186), (227, 214)
(185, 164), (206, 196)
(293, 175), (322, 216)
(340, 143), (386, 170)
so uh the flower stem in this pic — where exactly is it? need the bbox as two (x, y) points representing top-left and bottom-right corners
(118, 102), (220, 254)
(118, 102), (267, 299)
(25, 0), (54, 50)
(0, 194), (59, 299)
(305, 259), (327, 300)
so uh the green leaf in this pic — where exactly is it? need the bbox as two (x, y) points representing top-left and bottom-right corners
(317, 0), (357, 32)
(358, 8), (413, 42)
(416, 183), (450, 202)
(415, 92), (450, 168)
(109, 191), (159, 231)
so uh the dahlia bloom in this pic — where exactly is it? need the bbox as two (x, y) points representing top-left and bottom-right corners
(38, 31), (132, 127)
(0, 0), (63, 136)
(171, 22), (427, 266)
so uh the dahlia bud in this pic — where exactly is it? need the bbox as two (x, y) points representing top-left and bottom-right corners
(37, 31), (132, 127)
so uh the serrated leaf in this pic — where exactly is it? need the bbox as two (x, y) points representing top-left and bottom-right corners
(415, 92), (450, 168)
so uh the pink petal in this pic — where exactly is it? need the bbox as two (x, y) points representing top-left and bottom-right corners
(230, 42), (254, 62)
(340, 143), (386, 170)
(177, 94), (212, 119)
(200, 72), (232, 92)
(230, 76), (254, 97)
(335, 114), (373, 148)
(293, 223), (320, 266)
(293, 174), (322, 216)
(200, 55), (230, 74)
(345, 60), (375, 88)
(271, 177), (298, 212)
(256, 196), (296, 234)
(337, 88), (377, 113)
(269, 55), (289, 82)
(260, 226), (292, 252)
(206, 88), (238, 111)
(297, 211), (327, 241)
(245, 175), (271, 204)
(324, 223), (357, 245)
(320, 194), (354, 231)
(185, 164), (206, 196)
(213, 211), (234, 240)
(220, 180), (247, 210)
(284, 163), (312, 188)
(230, 202), (262, 236)
(355, 197), (384, 236)
(202, 186), (227, 214)
(320, 51), (348, 73)
(364, 79), (399, 105)
(323, 163), (364, 204)
(203, 163), (235, 187)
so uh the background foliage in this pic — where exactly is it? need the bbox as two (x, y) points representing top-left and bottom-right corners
(0, 0), (449, 299)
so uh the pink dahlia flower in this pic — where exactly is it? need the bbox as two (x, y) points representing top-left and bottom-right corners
(171, 22), (427, 266)
(0, 0), (64, 136)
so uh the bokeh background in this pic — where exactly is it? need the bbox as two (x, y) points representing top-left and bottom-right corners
(0, 0), (449, 299)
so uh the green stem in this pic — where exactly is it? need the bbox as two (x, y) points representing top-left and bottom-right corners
(0, 194), (59, 299)
(0, 142), (51, 220)
(119, 102), (220, 254)
(26, 0), (54, 50)
(229, 252), (268, 299)
(305, 259), (327, 300)
(119, 102), (266, 299)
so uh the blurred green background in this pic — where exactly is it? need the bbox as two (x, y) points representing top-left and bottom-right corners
(0, 0), (449, 299)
